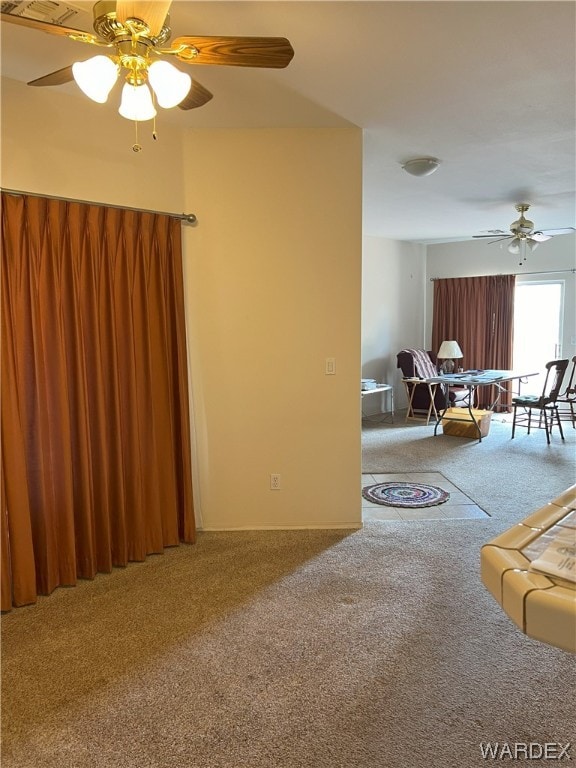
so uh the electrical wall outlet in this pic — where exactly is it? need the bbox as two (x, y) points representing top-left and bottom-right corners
(325, 357), (336, 375)
(270, 473), (281, 490)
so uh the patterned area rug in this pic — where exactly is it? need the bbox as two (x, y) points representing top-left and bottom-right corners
(362, 482), (450, 508)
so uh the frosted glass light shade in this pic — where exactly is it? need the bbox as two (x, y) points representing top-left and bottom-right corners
(72, 55), (119, 103)
(401, 157), (440, 177)
(119, 83), (157, 121)
(507, 239), (521, 255)
(148, 61), (191, 108)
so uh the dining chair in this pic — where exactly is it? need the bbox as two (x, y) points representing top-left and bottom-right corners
(511, 358), (569, 444)
(556, 355), (576, 428)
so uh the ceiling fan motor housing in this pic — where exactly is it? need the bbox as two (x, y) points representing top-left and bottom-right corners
(510, 203), (534, 235)
(93, 1), (171, 46)
(91, 2), (175, 88)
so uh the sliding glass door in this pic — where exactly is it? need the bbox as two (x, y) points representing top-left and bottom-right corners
(513, 281), (564, 395)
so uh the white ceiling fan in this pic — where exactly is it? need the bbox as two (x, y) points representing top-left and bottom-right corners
(474, 203), (575, 264)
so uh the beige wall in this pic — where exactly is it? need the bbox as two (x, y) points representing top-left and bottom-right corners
(1, 78), (364, 530)
(182, 128), (363, 529)
(0, 78), (185, 212)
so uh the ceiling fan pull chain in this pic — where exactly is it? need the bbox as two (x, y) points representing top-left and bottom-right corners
(132, 120), (142, 153)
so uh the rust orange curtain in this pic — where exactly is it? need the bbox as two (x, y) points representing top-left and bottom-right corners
(432, 275), (515, 409)
(1, 192), (195, 611)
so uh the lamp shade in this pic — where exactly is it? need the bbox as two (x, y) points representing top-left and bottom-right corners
(119, 83), (157, 121)
(507, 239), (521, 255)
(438, 340), (463, 359)
(72, 55), (119, 103)
(148, 60), (191, 108)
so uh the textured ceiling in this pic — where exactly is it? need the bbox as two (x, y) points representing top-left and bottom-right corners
(1, 1), (575, 242)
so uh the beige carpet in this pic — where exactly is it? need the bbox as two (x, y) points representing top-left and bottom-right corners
(2, 417), (575, 767)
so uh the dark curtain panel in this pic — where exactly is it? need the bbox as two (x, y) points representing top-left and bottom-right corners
(432, 275), (516, 409)
(1, 192), (195, 611)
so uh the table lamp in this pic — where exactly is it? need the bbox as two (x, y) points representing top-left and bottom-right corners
(438, 340), (463, 374)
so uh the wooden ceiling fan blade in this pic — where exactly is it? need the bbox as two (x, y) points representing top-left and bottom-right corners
(0, 11), (98, 43)
(178, 80), (213, 111)
(169, 36), (295, 68)
(28, 65), (75, 87)
(116, 1), (172, 37)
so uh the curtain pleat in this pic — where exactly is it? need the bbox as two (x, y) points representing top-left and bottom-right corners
(1, 193), (195, 611)
(432, 275), (515, 409)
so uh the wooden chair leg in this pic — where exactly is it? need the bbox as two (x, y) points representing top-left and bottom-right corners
(543, 409), (550, 444)
(554, 407), (565, 440)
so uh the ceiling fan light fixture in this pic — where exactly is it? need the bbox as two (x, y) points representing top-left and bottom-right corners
(475, 204), (568, 263)
(72, 55), (119, 103)
(401, 157), (440, 177)
(119, 82), (157, 121)
(148, 60), (192, 108)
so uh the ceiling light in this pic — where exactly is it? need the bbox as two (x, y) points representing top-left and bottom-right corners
(72, 54), (191, 128)
(401, 157), (440, 177)
(507, 239), (521, 255)
(119, 83), (157, 121)
(148, 61), (191, 108)
(72, 55), (119, 103)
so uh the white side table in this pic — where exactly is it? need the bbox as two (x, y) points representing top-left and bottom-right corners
(361, 384), (394, 423)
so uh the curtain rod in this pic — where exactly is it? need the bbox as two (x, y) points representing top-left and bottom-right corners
(1, 188), (197, 225)
(430, 269), (575, 280)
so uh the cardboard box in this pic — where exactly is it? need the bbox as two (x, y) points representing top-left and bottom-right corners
(442, 408), (492, 438)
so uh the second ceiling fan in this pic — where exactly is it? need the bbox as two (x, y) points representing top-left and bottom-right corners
(474, 203), (575, 264)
